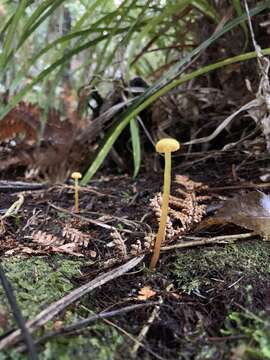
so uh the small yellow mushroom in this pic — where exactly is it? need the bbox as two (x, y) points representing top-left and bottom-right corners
(71, 172), (82, 213)
(150, 138), (180, 271)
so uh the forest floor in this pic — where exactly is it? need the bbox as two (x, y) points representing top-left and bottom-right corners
(0, 153), (270, 360)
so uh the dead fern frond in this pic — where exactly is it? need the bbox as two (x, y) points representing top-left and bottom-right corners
(110, 230), (127, 259)
(150, 193), (175, 241)
(130, 240), (142, 256)
(62, 224), (90, 247)
(149, 175), (210, 242)
(174, 175), (208, 191)
(31, 230), (63, 246)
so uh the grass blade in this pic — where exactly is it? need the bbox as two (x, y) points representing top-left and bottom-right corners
(130, 118), (141, 178)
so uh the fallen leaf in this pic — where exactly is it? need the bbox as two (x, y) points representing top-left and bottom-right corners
(90, 250), (97, 258)
(137, 286), (156, 300)
(215, 191), (270, 240)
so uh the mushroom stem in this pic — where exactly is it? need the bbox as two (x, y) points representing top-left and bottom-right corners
(74, 179), (79, 213)
(150, 152), (171, 270)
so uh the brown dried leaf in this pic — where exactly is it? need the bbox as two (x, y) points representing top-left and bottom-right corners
(53, 243), (83, 257)
(214, 191), (270, 240)
(137, 286), (156, 300)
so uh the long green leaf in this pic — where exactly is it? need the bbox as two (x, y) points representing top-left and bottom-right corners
(191, 0), (219, 21)
(81, 1), (270, 184)
(0, 0), (28, 71)
(130, 118), (141, 178)
(17, 0), (65, 49)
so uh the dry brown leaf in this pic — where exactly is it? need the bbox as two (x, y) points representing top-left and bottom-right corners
(0, 310), (8, 330)
(89, 250), (97, 258)
(53, 320), (64, 332)
(52, 243), (83, 257)
(213, 191), (270, 240)
(137, 286), (156, 300)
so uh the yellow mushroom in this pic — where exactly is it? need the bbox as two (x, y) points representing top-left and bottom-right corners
(150, 138), (180, 271)
(71, 172), (82, 212)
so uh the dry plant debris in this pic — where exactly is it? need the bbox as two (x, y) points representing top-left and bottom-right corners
(210, 190), (270, 240)
(31, 230), (83, 257)
(62, 224), (90, 248)
(149, 175), (209, 244)
(136, 286), (157, 301)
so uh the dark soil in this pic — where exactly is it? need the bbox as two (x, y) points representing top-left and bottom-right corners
(0, 151), (270, 359)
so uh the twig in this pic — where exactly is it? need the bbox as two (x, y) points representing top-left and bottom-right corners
(56, 184), (117, 198)
(0, 181), (47, 193)
(35, 301), (158, 347)
(130, 298), (163, 358)
(210, 183), (270, 192)
(0, 264), (38, 359)
(48, 202), (135, 234)
(161, 233), (254, 251)
(1, 194), (24, 221)
(103, 318), (165, 360)
(0, 256), (144, 350)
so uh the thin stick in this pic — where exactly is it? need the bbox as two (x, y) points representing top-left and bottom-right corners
(161, 233), (254, 251)
(35, 302), (159, 346)
(48, 202), (131, 233)
(210, 183), (270, 192)
(130, 298), (162, 358)
(0, 264), (38, 359)
(103, 318), (165, 360)
(0, 256), (144, 351)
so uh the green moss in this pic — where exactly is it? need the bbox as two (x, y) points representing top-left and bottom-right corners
(171, 240), (270, 291)
(171, 240), (270, 359)
(0, 256), (124, 359)
(0, 256), (83, 319)
(39, 325), (123, 360)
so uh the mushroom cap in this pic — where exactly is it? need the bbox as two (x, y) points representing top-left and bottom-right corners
(71, 171), (82, 180)
(155, 138), (180, 153)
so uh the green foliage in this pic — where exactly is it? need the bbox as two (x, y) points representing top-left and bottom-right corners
(222, 311), (270, 359)
(130, 118), (141, 178)
(81, 2), (270, 183)
(0, 0), (270, 179)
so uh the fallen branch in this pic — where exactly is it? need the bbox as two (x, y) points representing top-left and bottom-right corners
(34, 301), (158, 347)
(0, 255), (144, 350)
(161, 233), (254, 251)
(130, 298), (163, 358)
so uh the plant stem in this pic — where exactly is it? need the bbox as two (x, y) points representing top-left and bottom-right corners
(150, 152), (171, 270)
